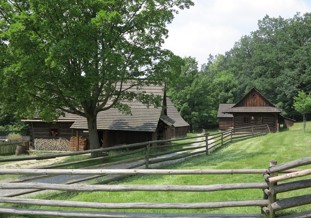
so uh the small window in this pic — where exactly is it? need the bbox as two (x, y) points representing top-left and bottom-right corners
(50, 129), (59, 137)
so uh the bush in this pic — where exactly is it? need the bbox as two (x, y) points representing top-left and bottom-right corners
(7, 133), (23, 142)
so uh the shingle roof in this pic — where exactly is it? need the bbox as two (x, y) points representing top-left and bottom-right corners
(23, 84), (189, 132)
(71, 85), (164, 132)
(71, 104), (162, 132)
(226, 107), (281, 113)
(225, 106), (281, 113)
(166, 97), (189, 127)
(217, 104), (234, 118)
(160, 115), (175, 126)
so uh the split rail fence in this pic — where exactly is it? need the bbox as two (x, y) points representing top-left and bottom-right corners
(0, 124), (270, 169)
(0, 157), (311, 217)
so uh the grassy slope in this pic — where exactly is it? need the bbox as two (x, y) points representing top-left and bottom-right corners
(8, 122), (311, 217)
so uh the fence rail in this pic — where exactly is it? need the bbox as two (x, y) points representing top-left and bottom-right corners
(0, 157), (311, 217)
(0, 124), (269, 164)
(0, 124), (310, 217)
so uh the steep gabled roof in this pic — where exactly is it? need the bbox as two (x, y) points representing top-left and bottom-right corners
(71, 100), (162, 132)
(166, 97), (189, 127)
(234, 88), (275, 107)
(225, 88), (281, 113)
(71, 84), (164, 132)
(23, 84), (189, 132)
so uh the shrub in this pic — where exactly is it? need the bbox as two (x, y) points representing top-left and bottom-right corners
(7, 133), (23, 142)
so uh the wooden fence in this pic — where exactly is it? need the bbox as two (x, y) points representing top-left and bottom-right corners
(0, 157), (311, 217)
(0, 142), (20, 155)
(0, 124), (270, 168)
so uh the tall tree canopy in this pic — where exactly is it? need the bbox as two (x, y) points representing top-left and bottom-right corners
(0, 0), (193, 149)
(167, 13), (311, 131)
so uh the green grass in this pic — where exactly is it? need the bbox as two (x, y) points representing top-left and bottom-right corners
(5, 123), (311, 217)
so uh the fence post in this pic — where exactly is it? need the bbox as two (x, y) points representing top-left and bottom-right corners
(264, 160), (277, 218)
(145, 143), (151, 169)
(230, 129), (233, 143)
(221, 132), (224, 146)
(205, 133), (209, 155)
(266, 124), (271, 133)
(252, 126), (254, 137)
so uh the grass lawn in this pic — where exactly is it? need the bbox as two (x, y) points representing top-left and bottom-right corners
(5, 122), (311, 217)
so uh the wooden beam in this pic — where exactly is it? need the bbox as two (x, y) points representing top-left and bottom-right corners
(269, 157), (311, 173)
(0, 182), (268, 192)
(0, 168), (266, 176)
(273, 178), (311, 193)
(0, 207), (264, 218)
(271, 194), (311, 211)
(268, 169), (311, 183)
(0, 197), (269, 209)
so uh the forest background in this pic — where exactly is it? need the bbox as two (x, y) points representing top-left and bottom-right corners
(1, 13), (311, 132)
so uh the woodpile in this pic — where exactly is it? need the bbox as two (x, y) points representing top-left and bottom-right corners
(34, 138), (70, 151)
(70, 136), (87, 151)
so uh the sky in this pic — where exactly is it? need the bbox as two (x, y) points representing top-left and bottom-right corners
(163, 0), (311, 66)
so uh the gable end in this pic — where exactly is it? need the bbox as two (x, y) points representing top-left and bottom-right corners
(235, 88), (274, 107)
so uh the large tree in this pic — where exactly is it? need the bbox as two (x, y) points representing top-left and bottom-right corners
(0, 0), (193, 150)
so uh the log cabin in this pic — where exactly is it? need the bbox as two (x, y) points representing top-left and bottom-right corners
(23, 85), (189, 150)
(218, 88), (294, 132)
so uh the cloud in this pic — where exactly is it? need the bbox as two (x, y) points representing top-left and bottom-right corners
(163, 0), (311, 66)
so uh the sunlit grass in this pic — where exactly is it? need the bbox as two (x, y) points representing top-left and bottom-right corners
(5, 122), (311, 217)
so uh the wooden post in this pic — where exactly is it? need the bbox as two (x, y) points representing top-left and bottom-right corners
(267, 160), (278, 218)
(145, 144), (151, 169)
(221, 132), (224, 146)
(266, 124), (271, 133)
(230, 129), (233, 143)
(205, 133), (209, 155)
(252, 126), (254, 137)
(76, 131), (79, 151)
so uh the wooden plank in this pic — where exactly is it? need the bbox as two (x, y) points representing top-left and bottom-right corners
(149, 145), (204, 158)
(268, 169), (311, 183)
(149, 150), (205, 164)
(273, 178), (311, 193)
(0, 182), (268, 192)
(0, 207), (264, 218)
(271, 194), (311, 211)
(0, 197), (269, 209)
(269, 157), (311, 173)
(278, 210), (311, 218)
(0, 168), (266, 175)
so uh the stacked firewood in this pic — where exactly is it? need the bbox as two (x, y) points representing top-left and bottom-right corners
(69, 136), (87, 151)
(34, 138), (70, 151)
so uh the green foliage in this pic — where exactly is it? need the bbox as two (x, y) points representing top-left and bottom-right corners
(0, 0), (193, 148)
(6, 132), (22, 141)
(168, 56), (237, 131)
(198, 13), (311, 120)
(293, 91), (311, 131)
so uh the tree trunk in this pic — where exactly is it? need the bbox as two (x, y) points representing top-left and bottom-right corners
(86, 114), (100, 152)
(303, 114), (306, 132)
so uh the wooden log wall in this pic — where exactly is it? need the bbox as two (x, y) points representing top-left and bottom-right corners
(233, 114), (277, 132)
(219, 118), (233, 130)
(31, 122), (73, 140)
